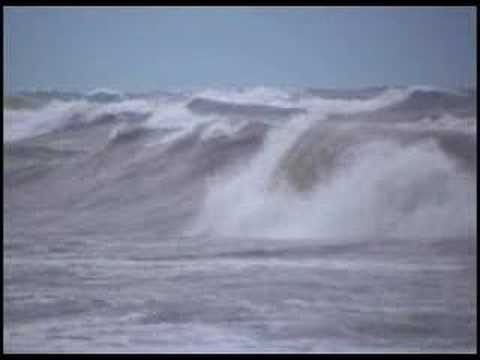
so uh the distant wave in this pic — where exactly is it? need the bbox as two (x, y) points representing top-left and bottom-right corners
(86, 88), (125, 103)
(187, 97), (306, 118)
(386, 87), (476, 114)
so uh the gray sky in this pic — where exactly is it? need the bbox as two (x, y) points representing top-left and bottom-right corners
(4, 6), (477, 93)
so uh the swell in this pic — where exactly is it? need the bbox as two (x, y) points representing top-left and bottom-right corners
(387, 87), (476, 114)
(272, 122), (476, 192)
(303, 86), (388, 100)
(328, 88), (476, 125)
(5, 86), (473, 142)
(4, 143), (87, 185)
(3, 98), (153, 143)
(187, 97), (306, 118)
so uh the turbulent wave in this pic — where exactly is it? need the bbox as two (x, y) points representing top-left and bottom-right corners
(187, 97), (306, 118)
(4, 86), (476, 240)
(4, 85), (477, 352)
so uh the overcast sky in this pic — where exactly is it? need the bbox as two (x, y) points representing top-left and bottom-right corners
(4, 6), (477, 93)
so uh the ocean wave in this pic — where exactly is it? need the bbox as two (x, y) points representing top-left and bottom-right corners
(187, 97), (306, 118)
(4, 86), (476, 240)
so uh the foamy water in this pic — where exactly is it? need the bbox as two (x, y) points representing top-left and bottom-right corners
(4, 86), (477, 352)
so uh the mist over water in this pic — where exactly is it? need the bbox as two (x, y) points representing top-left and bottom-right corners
(4, 86), (477, 352)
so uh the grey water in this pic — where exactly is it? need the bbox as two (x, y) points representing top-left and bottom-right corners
(3, 86), (477, 352)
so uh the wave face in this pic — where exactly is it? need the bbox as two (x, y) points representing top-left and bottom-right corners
(4, 86), (476, 352)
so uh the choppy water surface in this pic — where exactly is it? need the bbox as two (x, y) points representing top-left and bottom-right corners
(4, 86), (477, 352)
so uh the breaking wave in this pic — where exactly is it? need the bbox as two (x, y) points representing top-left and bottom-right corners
(4, 86), (476, 240)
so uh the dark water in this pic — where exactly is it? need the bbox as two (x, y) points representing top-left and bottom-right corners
(4, 86), (477, 352)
